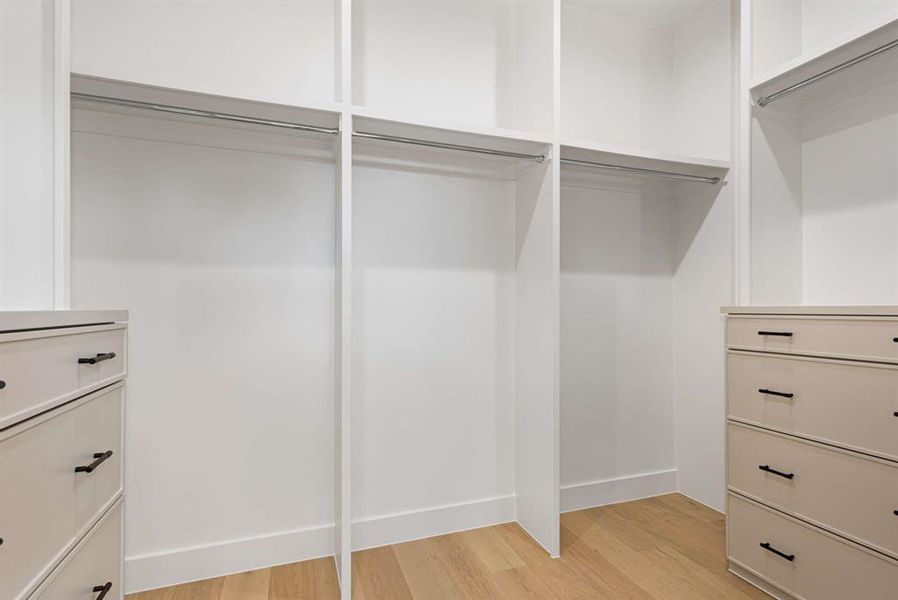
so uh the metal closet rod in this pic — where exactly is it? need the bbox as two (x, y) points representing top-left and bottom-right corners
(757, 37), (898, 107)
(71, 92), (340, 135)
(353, 130), (546, 162)
(560, 158), (721, 185)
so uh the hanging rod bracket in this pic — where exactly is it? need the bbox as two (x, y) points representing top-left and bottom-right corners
(71, 92), (340, 135)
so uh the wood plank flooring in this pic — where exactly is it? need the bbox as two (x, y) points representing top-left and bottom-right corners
(128, 493), (769, 600)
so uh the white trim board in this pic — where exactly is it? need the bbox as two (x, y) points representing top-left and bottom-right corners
(560, 469), (678, 513)
(125, 494), (515, 594)
(125, 523), (335, 594)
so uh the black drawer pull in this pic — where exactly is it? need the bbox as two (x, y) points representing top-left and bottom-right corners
(758, 331), (793, 337)
(93, 582), (112, 600)
(893, 337), (897, 343)
(759, 388), (794, 399)
(759, 464), (794, 480)
(78, 352), (116, 365)
(75, 450), (113, 474)
(760, 542), (795, 561)
(0, 380), (5, 390)
(893, 510), (898, 516)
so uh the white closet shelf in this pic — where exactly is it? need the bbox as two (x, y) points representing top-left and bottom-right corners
(352, 106), (553, 160)
(750, 12), (898, 108)
(71, 73), (342, 133)
(560, 139), (729, 185)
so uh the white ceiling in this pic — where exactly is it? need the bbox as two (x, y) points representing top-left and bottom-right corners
(566, 0), (722, 33)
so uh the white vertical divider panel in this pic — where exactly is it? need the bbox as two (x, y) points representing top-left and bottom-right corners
(735, 0), (752, 305)
(53, 0), (71, 309)
(335, 2), (352, 598)
(514, 157), (560, 557)
(513, 0), (561, 558)
(0, 0), (58, 309)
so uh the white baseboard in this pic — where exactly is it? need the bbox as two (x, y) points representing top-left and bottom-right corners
(125, 523), (334, 594)
(560, 468), (678, 513)
(125, 494), (515, 594)
(351, 494), (516, 551)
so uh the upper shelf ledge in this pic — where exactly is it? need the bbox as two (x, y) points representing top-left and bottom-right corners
(71, 74), (342, 133)
(351, 105), (553, 162)
(750, 11), (898, 107)
(560, 138), (729, 185)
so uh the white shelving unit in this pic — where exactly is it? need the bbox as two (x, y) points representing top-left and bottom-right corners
(55, 1), (738, 598)
(743, 2), (898, 306)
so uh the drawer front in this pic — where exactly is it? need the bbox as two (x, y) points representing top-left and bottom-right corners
(728, 493), (898, 600)
(727, 352), (898, 460)
(32, 502), (123, 600)
(727, 316), (898, 362)
(0, 326), (126, 429)
(728, 423), (898, 558)
(0, 386), (123, 600)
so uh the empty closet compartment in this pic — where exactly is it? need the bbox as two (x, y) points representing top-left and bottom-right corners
(68, 77), (340, 580)
(351, 118), (557, 552)
(559, 147), (730, 512)
(749, 25), (898, 306)
(561, 0), (731, 160)
(352, 0), (553, 134)
(751, 0), (898, 80)
(71, 0), (339, 105)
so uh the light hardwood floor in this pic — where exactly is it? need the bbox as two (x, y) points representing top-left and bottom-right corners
(128, 493), (769, 599)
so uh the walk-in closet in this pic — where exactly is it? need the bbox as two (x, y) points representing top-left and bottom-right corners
(3, 0), (898, 599)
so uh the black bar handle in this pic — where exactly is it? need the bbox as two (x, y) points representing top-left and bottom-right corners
(758, 331), (793, 337)
(78, 352), (116, 365)
(760, 542), (795, 562)
(759, 388), (794, 399)
(75, 450), (114, 474)
(759, 464), (794, 480)
(893, 337), (897, 343)
(93, 582), (112, 600)
(893, 510), (898, 516)
(0, 380), (5, 390)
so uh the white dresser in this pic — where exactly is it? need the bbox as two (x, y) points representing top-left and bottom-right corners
(724, 307), (898, 600)
(0, 311), (127, 600)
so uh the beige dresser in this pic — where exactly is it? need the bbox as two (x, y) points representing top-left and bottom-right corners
(0, 311), (128, 600)
(724, 307), (898, 600)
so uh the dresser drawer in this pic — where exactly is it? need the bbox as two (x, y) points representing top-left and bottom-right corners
(30, 501), (123, 600)
(728, 422), (898, 558)
(727, 351), (898, 461)
(728, 493), (898, 600)
(0, 325), (126, 429)
(0, 384), (123, 600)
(727, 316), (898, 362)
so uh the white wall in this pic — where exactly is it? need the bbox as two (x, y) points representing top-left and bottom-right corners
(673, 0), (732, 161)
(71, 0), (336, 106)
(351, 156), (515, 545)
(560, 178), (677, 503)
(70, 108), (337, 591)
(801, 65), (898, 305)
(352, 0), (552, 131)
(562, 2), (674, 152)
(0, 0), (58, 310)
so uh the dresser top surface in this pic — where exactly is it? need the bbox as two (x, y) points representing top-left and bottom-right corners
(0, 310), (128, 333)
(722, 306), (898, 317)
